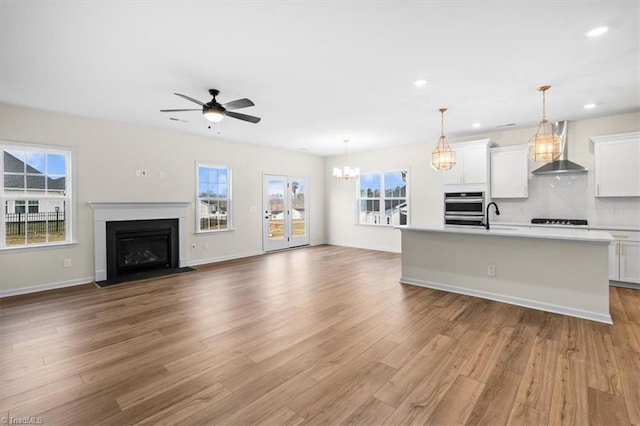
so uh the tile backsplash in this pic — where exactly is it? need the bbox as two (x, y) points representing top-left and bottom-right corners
(494, 172), (640, 228)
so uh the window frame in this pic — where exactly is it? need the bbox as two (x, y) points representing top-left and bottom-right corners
(1, 141), (75, 249)
(356, 169), (409, 227)
(195, 163), (233, 233)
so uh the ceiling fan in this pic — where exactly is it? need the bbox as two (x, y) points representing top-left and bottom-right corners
(161, 89), (261, 124)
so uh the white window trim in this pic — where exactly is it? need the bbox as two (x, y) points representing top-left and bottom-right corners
(195, 163), (233, 233)
(355, 168), (410, 227)
(1, 141), (75, 249)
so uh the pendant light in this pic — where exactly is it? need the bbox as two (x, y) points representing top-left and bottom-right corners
(430, 108), (456, 171)
(528, 85), (562, 162)
(333, 139), (360, 180)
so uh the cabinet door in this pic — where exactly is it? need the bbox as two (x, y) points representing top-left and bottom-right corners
(442, 147), (464, 185)
(462, 145), (487, 184)
(620, 241), (640, 284)
(491, 147), (528, 198)
(609, 241), (619, 281)
(595, 137), (640, 197)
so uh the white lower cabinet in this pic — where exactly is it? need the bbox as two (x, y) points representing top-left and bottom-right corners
(607, 231), (640, 284)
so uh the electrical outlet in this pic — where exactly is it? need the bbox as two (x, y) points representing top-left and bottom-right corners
(191, 244), (196, 251)
(204, 242), (209, 249)
(135, 169), (141, 177)
(488, 265), (496, 277)
(63, 258), (72, 268)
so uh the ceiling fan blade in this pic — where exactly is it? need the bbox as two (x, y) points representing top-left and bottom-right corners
(174, 93), (206, 106)
(223, 98), (254, 111)
(160, 108), (201, 112)
(225, 111), (261, 123)
(169, 117), (189, 122)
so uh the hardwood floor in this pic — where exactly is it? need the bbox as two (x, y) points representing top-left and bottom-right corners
(1, 245), (639, 425)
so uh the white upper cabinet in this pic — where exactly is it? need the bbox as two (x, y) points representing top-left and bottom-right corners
(490, 145), (529, 198)
(591, 132), (640, 197)
(442, 139), (496, 192)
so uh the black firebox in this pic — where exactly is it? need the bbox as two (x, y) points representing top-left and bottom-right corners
(105, 219), (179, 283)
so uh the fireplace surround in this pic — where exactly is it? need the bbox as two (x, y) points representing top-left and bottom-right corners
(90, 202), (190, 283)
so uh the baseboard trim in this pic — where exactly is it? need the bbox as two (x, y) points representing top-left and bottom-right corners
(400, 276), (613, 324)
(0, 276), (94, 298)
(187, 250), (264, 267)
(609, 280), (640, 290)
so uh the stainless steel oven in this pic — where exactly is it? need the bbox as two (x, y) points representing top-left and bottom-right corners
(444, 191), (485, 227)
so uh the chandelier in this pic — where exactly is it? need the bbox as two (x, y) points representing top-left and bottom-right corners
(333, 139), (360, 180)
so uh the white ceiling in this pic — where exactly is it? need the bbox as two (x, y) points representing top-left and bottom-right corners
(1, 1), (638, 156)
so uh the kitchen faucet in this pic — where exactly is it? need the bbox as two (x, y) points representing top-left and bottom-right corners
(485, 202), (500, 230)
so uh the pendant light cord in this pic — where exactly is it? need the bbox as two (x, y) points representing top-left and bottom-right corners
(439, 107), (447, 139)
(538, 85), (550, 122)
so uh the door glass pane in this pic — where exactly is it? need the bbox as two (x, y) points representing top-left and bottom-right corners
(291, 180), (306, 237)
(268, 179), (285, 241)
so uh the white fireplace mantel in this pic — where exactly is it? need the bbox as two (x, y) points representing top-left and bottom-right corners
(89, 201), (191, 282)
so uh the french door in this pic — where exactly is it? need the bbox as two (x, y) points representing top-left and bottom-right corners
(263, 174), (309, 251)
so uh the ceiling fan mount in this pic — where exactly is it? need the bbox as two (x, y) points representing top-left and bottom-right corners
(160, 89), (261, 124)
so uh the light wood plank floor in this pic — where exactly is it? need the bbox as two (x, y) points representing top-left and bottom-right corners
(1, 245), (639, 425)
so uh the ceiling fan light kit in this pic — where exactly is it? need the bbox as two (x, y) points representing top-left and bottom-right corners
(161, 89), (261, 125)
(203, 109), (225, 123)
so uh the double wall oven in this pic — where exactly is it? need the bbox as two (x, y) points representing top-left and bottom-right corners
(444, 191), (485, 227)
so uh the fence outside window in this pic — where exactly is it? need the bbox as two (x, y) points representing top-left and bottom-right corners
(5, 211), (66, 236)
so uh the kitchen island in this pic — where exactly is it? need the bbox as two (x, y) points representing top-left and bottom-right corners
(398, 225), (614, 323)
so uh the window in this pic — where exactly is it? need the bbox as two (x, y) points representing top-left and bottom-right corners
(357, 170), (408, 226)
(14, 200), (39, 214)
(197, 164), (231, 232)
(1, 143), (73, 248)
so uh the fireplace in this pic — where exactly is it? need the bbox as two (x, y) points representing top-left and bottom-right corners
(90, 201), (191, 284)
(106, 219), (179, 281)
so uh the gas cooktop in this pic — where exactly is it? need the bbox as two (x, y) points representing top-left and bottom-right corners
(531, 218), (588, 226)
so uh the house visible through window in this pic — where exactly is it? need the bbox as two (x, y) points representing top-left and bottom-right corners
(1, 143), (72, 247)
(197, 164), (232, 232)
(357, 170), (408, 226)
(14, 200), (39, 214)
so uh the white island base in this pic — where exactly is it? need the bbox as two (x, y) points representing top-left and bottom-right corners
(398, 226), (613, 324)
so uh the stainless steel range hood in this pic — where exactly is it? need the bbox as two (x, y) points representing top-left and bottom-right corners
(532, 120), (588, 175)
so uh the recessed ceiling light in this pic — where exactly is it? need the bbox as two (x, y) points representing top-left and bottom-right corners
(472, 122), (482, 129)
(583, 103), (597, 109)
(414, 79), (427, 87)
(587, 26), (608, 37)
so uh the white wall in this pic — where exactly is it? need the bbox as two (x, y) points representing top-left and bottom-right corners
(0, 104), (326, 294)
(1, 104), (637, 294)
(326, 112), (640, 252)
